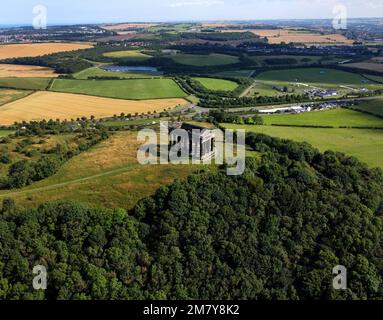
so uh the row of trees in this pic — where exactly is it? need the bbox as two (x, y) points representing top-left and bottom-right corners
(210, 109), (264, 125)
(199, 94), (312, 108)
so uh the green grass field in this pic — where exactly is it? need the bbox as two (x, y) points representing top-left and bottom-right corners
(222, 123), (383, 169)
(73, 66), (161, 79)
(193, 77), (238, 91)
(262, 108), (383, 128)
(0, 77), (51, 90)
(0, 130), (14, 136)
(171, 53), (239, 66)
(249, 55), (325, 66)
(363, 74), (383, 83)
(256, 68), (382, 88)
(50, 78), (187, 100)
(351, 98), (383, 117)
(212, 70), (255, 78)
(103, 50), (152, 60)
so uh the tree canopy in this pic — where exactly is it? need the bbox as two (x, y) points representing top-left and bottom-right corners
(1, 133), (382, 300)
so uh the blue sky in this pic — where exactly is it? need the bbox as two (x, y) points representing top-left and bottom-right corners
(2, 0), (383, 25)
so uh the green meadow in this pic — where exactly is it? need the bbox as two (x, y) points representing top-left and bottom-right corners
(249, 55), (324, 66)
(351, 97), (383, 117)
(73, 66), (161, 79)
(222, 123), (383, 169)
(193, 77), (238, 91)
(0, 77), (51, 90)
(262, 108), (383, 128)
(103, 50), (152, 60)
(256, 68), (383, 90)
(0, 130), (14, 136)
(50, 78), (187, 100)
(170, 53), (239, 66)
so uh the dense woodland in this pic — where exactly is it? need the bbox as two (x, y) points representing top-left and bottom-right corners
(1, 133), (382, 300)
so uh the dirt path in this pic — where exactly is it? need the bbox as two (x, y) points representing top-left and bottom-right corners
(240, 80), (256, 98)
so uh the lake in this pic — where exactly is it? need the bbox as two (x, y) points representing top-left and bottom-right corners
(100, 65), (158, 73)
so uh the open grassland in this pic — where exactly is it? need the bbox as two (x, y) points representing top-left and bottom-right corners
(0, 130), (14, 136)
(222, 123), (383, 169)
(0, 64), (58, 77)
(170, 53), (239, 66)
(50, 78), (187, 100)
(257, 68), (372, 85)
(249, 55), (327, 66)
(364, 75), (383, 83)
(0, 88), (32, 106)
(256, 68), (383, 92)
(0, 91), (187, 125)
(0, 77), (51, 90)
(212, 69), (255, 78)
(262, 108), (383, 128)
(250, 29), (353, 45)
(103, 50), (152, 60)
(74, 66), (161, 79)
(0, 131), (199, 209)
(0, 43), (93, 59)
(351, 98), (383, 117)
(193, 77), (238, 91)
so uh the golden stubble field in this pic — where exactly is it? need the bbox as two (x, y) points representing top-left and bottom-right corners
(0, 43), (93, 59)
(0, 91), (187, 125)
(0, 64), (58, 77)
(101, 23), (158, 33)
(224, 29), (353, 44)
(255, 29), (353, 44)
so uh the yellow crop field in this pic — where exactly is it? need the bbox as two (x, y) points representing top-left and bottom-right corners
(102, 23), (158, 31)
(0, 91), (187, 125)
(250, 29), (353, 44)
(0, 43), (93, 59)
(0, 64), (58, 77)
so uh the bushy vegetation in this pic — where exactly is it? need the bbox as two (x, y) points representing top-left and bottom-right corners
(210, 109), (264, 125)
(4, 53), (93, 74)
(1, 134), (383, 300)
(199, 93), (311, 108)
(0, 121), (109, 189)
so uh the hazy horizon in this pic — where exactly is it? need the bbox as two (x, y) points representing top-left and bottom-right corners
(1, 0), (382, 26)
